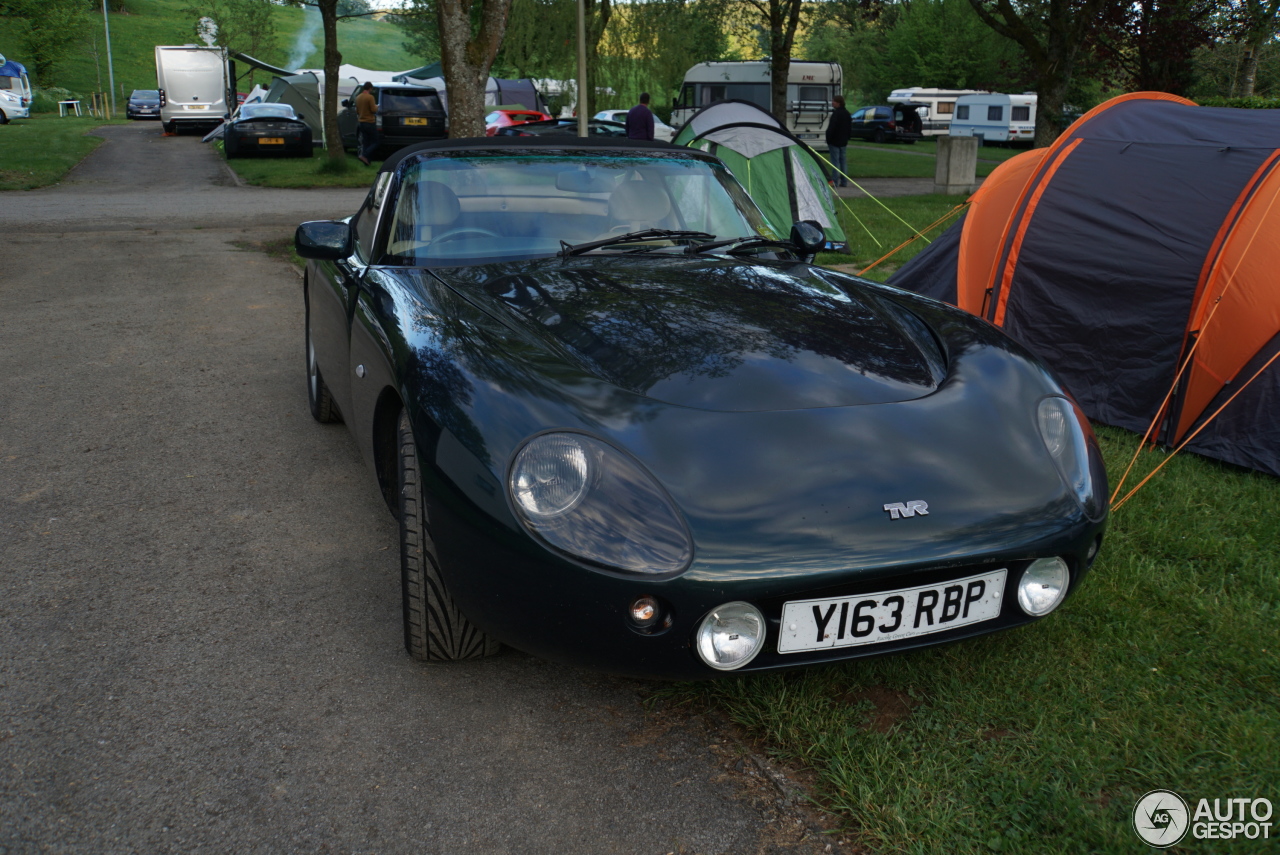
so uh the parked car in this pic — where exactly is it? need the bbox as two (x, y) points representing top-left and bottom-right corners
(126, 89), (162, 121)
(485, 108), (552, 136)
(493, 117), (627, 137)
(849, 103), (925, 144)
(224, 102), (312, 158)
(592, 109), (676, 141)
(338, 83), (447, 157)
(295, 136), (1108, 678)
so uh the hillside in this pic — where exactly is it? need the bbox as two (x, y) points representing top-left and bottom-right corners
(0, 0), (423, 103)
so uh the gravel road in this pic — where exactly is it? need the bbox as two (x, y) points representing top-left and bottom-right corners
(0, 123), (837, 855)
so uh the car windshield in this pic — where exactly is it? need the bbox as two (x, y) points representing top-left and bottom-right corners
(132, 90), (159, 99)
(384, 150), (772, 265)
(381, 90), (443, 113)
(240, 103), (296, 119)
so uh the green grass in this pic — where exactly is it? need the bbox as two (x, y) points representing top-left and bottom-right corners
(654, 428), (1279, 853)
(817, 195), (967, 277)
(0, 114), (126, 190)
(832, 139), (1027, 180)
(223, 146), (381, 188)
(0, 0), (421, 106)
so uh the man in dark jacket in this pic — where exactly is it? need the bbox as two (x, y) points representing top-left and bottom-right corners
(354, 81), (379, 166)
(626, 92), (655, 141)
(825, 95), (852, 187)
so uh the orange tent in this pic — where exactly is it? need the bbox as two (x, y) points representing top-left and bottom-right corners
(891, 92), (1280, 477)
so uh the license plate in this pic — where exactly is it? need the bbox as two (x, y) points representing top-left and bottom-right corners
(259, 138), (285, 145)
(777, 569), (1007, 653)
(187, 104), (207, 110)
(404, 117), (428, 126)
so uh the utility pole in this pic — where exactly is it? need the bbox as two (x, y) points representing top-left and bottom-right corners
(102, 0), (117, 117)
(576, 0), (587, 137)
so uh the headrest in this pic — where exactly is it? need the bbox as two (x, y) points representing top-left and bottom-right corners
(407, 179), (460, 226)
(609, 180), (671, 223)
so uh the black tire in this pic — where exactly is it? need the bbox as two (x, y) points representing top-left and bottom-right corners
(0, 110), (9, 125)
(397, 409), (501, 662)
(873, 128), (886, 144)
(305, 293), (341, 423)
(162, 120), (175, 134)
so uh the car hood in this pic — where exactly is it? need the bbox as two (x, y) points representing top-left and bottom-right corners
(435, 256), (946, 412)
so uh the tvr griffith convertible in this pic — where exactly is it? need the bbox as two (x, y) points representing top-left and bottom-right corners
(295, 135), (1108, 679)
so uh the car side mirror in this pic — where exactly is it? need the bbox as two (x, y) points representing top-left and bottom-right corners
(341, 99), (350, 108)
(790, 220), (826, 258)
(296, 221), (353, 261)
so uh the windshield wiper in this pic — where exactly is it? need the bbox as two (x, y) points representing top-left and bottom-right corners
(684, 235), (797, 256)
(559, 229), (714, 257)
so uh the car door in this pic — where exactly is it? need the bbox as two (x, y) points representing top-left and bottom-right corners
(309, 185), (384, 422)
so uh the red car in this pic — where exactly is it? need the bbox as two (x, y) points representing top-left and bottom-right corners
(485, 108), (552, 136)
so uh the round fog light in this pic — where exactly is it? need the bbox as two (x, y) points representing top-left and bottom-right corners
(1017, 557), (1070, 616)
(696, 602), (765, 671)
(629, 595), (659, 628)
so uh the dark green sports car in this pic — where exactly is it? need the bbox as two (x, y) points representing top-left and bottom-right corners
(295, 136), (1107, 678)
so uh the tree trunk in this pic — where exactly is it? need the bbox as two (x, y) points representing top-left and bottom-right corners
(437, 0), (513, 137)
(1240, 42), (1260, 97)
(1034, 72), (1071, 147)
(767, 0), (803, 121)
(320, 0), (344, 159)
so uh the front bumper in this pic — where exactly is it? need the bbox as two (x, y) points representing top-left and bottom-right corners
(425, 465), (1106, 680)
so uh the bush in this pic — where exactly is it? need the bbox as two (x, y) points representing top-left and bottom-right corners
(30, 87), (83, 114)
(1197, 95), (1280, 109)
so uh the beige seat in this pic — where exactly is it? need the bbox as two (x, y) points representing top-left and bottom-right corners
(388, 180), (460, 255)
(606, 180), (673, 233)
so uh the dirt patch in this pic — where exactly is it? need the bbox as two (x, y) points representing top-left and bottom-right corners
(837, 685), (921, 734)
(230, 235), (303, 276)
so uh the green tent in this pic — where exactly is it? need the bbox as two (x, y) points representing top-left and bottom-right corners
(674, 100), (847, 252)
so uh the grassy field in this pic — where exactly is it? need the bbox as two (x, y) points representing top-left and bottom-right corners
(817, 194), (969, 277)
(223, 147), (382, 188)
(0, 115), (127, 190)
(656, 425), (1279, 853)
(0, 0), (419, 107)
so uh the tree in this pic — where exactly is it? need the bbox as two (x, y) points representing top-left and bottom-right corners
(729, 0), (805, 119)
(1225, 0), (1280, 95)
(400, 0), (515, 138)
(1, 0), (88, 85)
(183, 0), (280, 90)
(282, 0), (380, 159)
(1093, 0), (1218, 94)
(966, 0), (1120, 146)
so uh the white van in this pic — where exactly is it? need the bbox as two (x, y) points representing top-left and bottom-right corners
(887, 87), (987, 136)
(0, 54), (32, 122)
(156, 45), (229, 133)
(670, 60), (842, 149)
(948, 93), (1037, 145)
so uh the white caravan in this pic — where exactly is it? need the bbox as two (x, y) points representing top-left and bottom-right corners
(887, 87), (987, 136)
(671, 60), (842, 149)
(947, 92), (1037, 145)
(156, 45), (229, 133)
(0, 53), (32, 122)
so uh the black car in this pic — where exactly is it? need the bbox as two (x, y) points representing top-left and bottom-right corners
(494, 118), (627, 137)
(294, 136), (1107, 679)
(224, 102), (312, 158)
(849, 103), (925, 144)
(126, 89), (161, 120)
(338, 83), (447, 157)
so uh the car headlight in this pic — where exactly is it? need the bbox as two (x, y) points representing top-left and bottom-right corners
(1017, 557), (1070, 616)
(1037, 396), (1106, 519)
(508, 432), (693, 575)
(696, 602), (765, 670)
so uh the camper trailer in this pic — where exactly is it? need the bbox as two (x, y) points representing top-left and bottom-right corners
(947, 92), (1037, 145)
(0, 53), (32, 122)
(887, 87), (986, 136)
(156, 45), (229, 133)
(670, 60), (842, 149)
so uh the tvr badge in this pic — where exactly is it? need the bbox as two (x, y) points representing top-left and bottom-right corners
(884, 500), (929, 520)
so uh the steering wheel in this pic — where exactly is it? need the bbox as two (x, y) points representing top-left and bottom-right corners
(432, 227), (501, 243)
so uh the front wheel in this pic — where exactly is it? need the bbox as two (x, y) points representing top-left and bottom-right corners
(305, 292), (341, 423)
(397, 410), (501, 662)
(873, 128), (886, 144)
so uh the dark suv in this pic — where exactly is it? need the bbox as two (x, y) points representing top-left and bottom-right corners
(849, 103), (924, 144)
(338, 83), (447, 156)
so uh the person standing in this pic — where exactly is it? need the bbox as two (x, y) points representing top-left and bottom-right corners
(355, 81), (378, 166)
(626, 92), (655, 141)
(826, 95), (852, 188)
